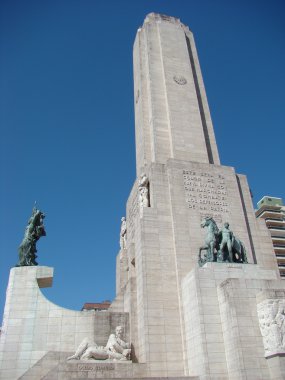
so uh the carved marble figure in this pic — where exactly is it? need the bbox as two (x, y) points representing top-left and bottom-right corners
(257, 299), (285, 355)
(199, 217), (248, 266)
(105, 325), (131, 359)
(138, 173), (149, 211)
(67, 339), (108, 361)
(67, 326), (131, 361)
(17, 206), (46, 267)
(120, 217), (127, 250)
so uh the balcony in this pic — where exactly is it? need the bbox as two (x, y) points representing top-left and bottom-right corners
(272, 237), (285, 247)
(256, 208), (283, 219)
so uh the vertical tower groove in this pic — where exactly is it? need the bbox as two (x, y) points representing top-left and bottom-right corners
(185, 35), (214, 164)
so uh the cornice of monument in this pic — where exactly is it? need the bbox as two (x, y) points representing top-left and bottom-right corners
(142, 12), (192, 33)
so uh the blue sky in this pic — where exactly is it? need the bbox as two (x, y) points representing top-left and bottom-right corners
(1, 0), (285, 322)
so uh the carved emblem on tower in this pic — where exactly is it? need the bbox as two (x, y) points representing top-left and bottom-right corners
(173, 75), (187, 85)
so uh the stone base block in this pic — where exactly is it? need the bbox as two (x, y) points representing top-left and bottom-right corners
(19, 351), (198, 379)
(266, 354), (285, 380)
(182, 263), (284, 379)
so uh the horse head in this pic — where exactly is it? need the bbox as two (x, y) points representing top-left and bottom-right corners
(201, 217), (213, 228)
(201, 217), (219, 234)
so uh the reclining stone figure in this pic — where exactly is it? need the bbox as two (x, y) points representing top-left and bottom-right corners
(67, 326), (131, 361)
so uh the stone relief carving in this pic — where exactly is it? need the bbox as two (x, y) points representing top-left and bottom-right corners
(119, 217), (127, 250)
(138, 173), (150, 214)
(257, 299), (285, 356)
(16, 205), (46, 267)
(67, 326), (131, 361)
(173, 75), (187, 85)
(198, 217), (248, 266)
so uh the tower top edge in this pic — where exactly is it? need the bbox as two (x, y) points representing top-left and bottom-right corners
(140, 13), (192, 32)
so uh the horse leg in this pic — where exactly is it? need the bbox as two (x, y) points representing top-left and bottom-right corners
(227, 241), (233, 262)
(199, 246), (207, 258)
(208, 242), (215, 262)
(199, 246), (208, 265)
(241, 244), (248, 263)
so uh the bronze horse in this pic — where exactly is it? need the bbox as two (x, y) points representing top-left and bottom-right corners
(199, 217), (248, 266)
(199, 217), (219, 263)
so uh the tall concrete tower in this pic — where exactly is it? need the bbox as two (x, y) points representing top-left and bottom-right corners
(133, 13), (220, 175)
(114, 13), (285, 380)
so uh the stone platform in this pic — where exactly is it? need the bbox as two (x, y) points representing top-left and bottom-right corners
(19, 351), (198, 380)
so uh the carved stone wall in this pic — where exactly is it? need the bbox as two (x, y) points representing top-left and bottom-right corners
(257, 291), (285, 357)
(0, 267), (129, 380)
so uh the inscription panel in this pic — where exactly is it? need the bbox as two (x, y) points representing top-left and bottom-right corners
(78, 363), (115, 372)
(183, 169), (229, 223)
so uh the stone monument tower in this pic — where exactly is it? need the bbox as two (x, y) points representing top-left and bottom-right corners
(114, 13), (285, 380)
(1, 13), (285, 380)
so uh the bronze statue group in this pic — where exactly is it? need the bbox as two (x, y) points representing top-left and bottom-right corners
(199, 217), (248, 266)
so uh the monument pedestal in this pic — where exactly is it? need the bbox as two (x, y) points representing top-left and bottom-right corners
(182, 263), (285, 380)
(19, 351), (199, 379)
(19, 353), (146, 379)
